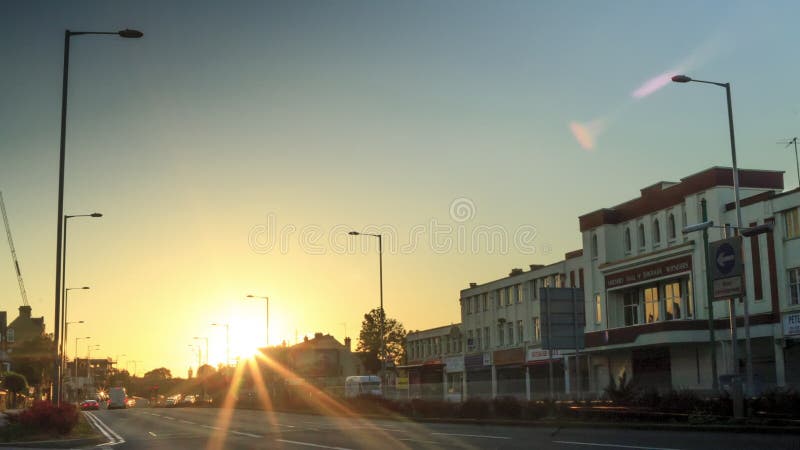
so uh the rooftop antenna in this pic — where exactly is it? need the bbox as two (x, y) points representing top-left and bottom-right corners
(777, 137), (800, 187)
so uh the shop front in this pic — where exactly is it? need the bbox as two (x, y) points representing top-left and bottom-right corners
(494, 348), (525, 399)
(465, 352), (492, 399)
(526, 348), (565, 399)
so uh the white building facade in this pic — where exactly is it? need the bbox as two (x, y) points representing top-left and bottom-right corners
(406, 166), (800, 400)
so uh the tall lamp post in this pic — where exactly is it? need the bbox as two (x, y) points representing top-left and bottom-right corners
(74, 336), (90, 378)
(193, 337), (209, 366)
(246, 294), (270, 348)
(671, 74), (754, 397)
(348, 231), (386, 380)
(52, 28), (143, 404)
(211, 323), (230, 367)
(60, 286), (89, 400)
(62, 320), (84, 374)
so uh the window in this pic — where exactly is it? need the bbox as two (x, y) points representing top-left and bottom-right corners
(595, 294), (602, 324)
(653, 219), (661, 244)
(476, 328), (482, 350)
(786, 208), (800, 239)
(517, 320), (524, 344)
(644, 286), (659, 323)
(624, 227), (632, 253)
(506, 323), (514, 345)
(466, 298), (472, 315)
(591, 234), (598, 259)
(638, 223), (646, 248)
(484, 327), (490, 349)
(664, 282), (681, 320)
(6, 328), (13, 344)
(467, 330), (474, 351)
(473, 296), (480, 313)
(532, 280), (539, 299)
(668, 214), (676, 240)
(623, 291), (639, 326)
(498, 324), (505, 346)
(498, 289), (505, 308)
(790, 268), (800, 305)
(444, 336), (450, 354)
(686, 279), (694, 317)
(447, 373), (462, 395)
(517, 284), (524, 303)
(482, 293), (488, 311)
(507, 286), (515, 305)
(532, 317), (541, 343)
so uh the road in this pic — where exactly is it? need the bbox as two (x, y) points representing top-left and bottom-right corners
(82, 407), (800, 450)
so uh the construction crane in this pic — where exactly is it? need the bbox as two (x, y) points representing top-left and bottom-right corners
(0, 191), (30, 307)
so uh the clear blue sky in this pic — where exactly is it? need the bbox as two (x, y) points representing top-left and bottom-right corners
(2, 0), (800, 375)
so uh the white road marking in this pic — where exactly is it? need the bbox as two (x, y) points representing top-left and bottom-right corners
(431, 432), (510, 440)
(164, 416), (176, 420)
(276, 439), (353, 450)
(231, 430), (263, 438)
(553, 441), (682, 450)
(179, 419), (196, 424)
(148, 432), (157, 437)
(201, 424), (223, 431)
(398, 438), (440, 444)
(84, 411), (125, 447)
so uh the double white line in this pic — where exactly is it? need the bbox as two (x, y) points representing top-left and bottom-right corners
(83, 411), (125, 446)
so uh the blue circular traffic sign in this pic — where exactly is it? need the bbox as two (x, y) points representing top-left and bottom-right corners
(716, 242), (736, 275)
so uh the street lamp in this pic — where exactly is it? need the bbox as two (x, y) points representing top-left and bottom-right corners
(193, 337), (209, 366)
(74, 336), (90, 379)
(348, 231), (386, 380)
(114, 354), (127, 371)
(62, 320), (84, 374)
(671, 74), (754, 398)
(53, 28), (142, 403)
(211, 323), (230, 367)
(246, 295), (270, 347)
(61, 214), (101, 364)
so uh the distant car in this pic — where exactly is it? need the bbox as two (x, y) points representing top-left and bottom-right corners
(80, 399), (100, 410)
(181, 395), (196, 406)
(126, 397), (137, 408)
(165, 395), (181, 407)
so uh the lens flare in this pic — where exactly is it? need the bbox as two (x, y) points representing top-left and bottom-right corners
(632, 71), (678, 99)
(569, 119), (606, 151)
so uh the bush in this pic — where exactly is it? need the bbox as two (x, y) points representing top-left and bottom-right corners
(492, 396), (522, 419)
(749, 387), (800, 418)
(458, 398), (489, 419)
(658, 390), (702, 413)
(410, 399), (456, 418)
(16, 401), (79, 435)
(522, 400), (550, 420)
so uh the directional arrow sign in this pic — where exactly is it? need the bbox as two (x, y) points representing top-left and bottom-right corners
(709, 236), (743, 281)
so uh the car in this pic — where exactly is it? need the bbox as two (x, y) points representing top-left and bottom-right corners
(80, 399), (100, 411)
(126, 397), (137, 408)
(180, 394), (196, 406)
(165, 395), (181, 407)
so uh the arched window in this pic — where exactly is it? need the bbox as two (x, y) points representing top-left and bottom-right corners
(653, 219), (661, 244)
(668, 214), (676, 240)
(638, 223), (646, 248)
(624, 227), (632, 252)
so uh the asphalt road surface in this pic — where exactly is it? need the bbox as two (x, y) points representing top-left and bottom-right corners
(82, 407), (800, 450)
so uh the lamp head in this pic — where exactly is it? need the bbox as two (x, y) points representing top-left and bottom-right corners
(118, 29), (144, 38)
(671, 75), (692, 83)
(348, 231), (360, 236)
(90, 213), (103, 217)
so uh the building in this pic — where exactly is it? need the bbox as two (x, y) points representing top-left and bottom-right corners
(7, 305), (44, 348)
(402, 324), (463, 401)
(459, 255), (585, 400)
(408, 166), (800, 400)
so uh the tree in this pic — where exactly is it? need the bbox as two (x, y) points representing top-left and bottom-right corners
(143, 367), (172, 381)
(2, 371), (28, 408)
(9, 336), (55, 396)
(356, 308), (407, 369)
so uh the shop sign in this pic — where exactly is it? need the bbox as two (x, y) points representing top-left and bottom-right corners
(526, 348), (562, 362)
(444, 356), (464, 373)
(784, 312), (800, 336)
(493, 348), (524, 365)
(605, 255), (692, 289)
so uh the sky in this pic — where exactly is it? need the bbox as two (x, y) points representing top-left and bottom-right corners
(2, 0), (800, 377)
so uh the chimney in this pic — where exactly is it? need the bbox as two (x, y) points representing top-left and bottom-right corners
(314, 332), (323, 340)
(509, 268), (524, 276)
(344, 337), (351, 351)
(303, 335), (309, 342)
(469, 282), (477, 288)
(19, 305), (31, 319)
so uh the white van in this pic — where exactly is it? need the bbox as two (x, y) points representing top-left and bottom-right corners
(344, 375), (382, 398)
